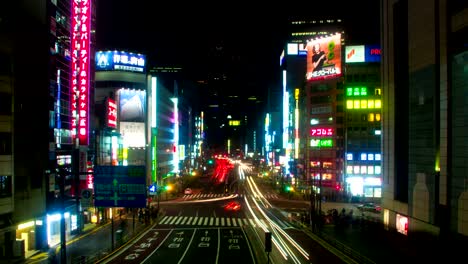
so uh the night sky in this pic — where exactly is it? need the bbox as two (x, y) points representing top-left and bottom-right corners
(96, 0), (380, 86)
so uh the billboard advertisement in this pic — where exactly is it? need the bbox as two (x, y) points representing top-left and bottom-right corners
(120, 122), (145, 148)
(345, 45), (365, 63)
(306, 33), (342, 81)
(365, 45), (381, 62)
(345, 45), (381, 63)
(118, 89), (146, 122)
(95, 51), (146, 73)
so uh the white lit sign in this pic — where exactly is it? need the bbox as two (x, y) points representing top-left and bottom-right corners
(345, 45), (365, 63)
(287, 43), (298, 55)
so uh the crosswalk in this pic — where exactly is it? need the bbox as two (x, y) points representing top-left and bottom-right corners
(157, 215), (292, 229)
(182, 193), (279, 200)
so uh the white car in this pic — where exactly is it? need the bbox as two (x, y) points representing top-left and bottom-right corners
(184, 188), (193, 195)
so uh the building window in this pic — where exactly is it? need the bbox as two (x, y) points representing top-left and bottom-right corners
(375, 113), (381, 121)
(361, 153), (367, 160)
(0, 176), (12, 198)
(0, 133), (12, 155)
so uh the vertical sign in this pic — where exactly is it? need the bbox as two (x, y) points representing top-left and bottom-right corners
(71, 0), (91, 145)
(107, 98), (117, 128)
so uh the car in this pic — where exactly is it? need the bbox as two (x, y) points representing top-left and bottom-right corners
(356, 202), (381, 213)
(184, 188), (193, 195)
(224, 201), (241, 211)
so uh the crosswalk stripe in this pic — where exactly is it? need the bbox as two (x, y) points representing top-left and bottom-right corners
(187, 216), (193, 225)
(159, 216), (259, 227)
(160, 216), (169, 225)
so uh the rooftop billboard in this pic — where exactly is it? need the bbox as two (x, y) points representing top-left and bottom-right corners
(345, 45), (381, 63)
(95, 51), (146, 73)
(306, 33), (342, 82)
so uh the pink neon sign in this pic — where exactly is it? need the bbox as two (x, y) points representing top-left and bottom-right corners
(310, 128), (333, 136)
(71, 0), (91, 145)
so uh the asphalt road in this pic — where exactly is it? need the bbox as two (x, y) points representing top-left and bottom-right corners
(102, 198), (257, 264)
(98, 163), (363, 264)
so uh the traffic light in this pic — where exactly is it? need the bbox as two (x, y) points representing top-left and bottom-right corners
(207, 159), (214, 165)
(164, 184), (173, 191)
(285, 185), (294, 192)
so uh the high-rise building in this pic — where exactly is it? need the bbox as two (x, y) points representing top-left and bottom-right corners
(381, 0), (467, 243)
(279, 17), (345, 200)
(0, 0), (96, 258)
(343, 44), (382, 202)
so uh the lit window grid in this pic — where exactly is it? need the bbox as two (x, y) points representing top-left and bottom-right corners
(347, 165), (380, 175)
(346, 152), (381, 161)
(346, 99), (382, 109)
(346, 87), (368, 97)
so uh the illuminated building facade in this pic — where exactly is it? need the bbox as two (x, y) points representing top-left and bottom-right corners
(343, 45), (382, 201)
(94, 50), (147, 168)
(281, 17), (345, 199)
(382, 0), (468, 243)
(0, 0), (96, 257)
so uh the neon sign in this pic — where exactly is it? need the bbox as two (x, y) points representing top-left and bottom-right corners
(107, 98), (117, 128)
(71, 0), (91, 145)
(310, 139), (333, 147)
(311, 128), (333, 136)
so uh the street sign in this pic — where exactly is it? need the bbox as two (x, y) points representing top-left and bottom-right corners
(149, 184), (157, 195)
(94, 165), (146, 208)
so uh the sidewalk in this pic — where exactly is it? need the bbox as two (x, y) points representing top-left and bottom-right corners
(15, 210), (159, 264)
(253, 176), (460, 264)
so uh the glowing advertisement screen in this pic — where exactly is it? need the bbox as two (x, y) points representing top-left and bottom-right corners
(118, 89), (146, 122)
(345, 45), (365, 63)
(310, 139), (333, 147)
(365, 45), (381, 62)
(95, 51), (146, 72)
(71, 0), (91, 145)
(306, 33), (342, 82)
(120, 122), (145, 147)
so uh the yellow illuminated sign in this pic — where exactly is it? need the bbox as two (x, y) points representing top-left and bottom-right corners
(229, 120), (240, 126)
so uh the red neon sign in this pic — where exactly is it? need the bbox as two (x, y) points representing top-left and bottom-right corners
(71, 0), (91, 145)
(370, 48), (381, 55)
(107, 98), (117, 128)
(310, 128), (333, 136)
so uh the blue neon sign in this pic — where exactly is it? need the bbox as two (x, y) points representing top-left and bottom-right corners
(95, 51), (146, 73)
